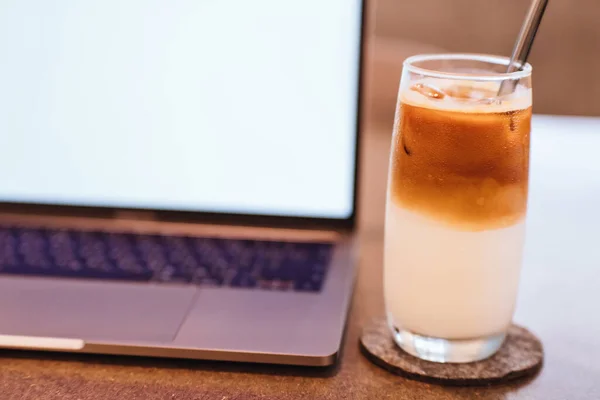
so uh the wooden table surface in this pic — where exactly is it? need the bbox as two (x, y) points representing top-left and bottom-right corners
(0, 121), (598, 399)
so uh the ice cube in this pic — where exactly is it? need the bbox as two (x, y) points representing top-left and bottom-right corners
(475, 98), (502, 106)
(410, 83), (446, 100)
(445, 85), (501, 105)
(444, 85), (473, 100)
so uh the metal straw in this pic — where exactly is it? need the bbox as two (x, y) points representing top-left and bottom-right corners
(498, 0), (549, 96)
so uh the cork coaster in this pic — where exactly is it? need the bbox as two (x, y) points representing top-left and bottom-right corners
(360, 318), (543, 386)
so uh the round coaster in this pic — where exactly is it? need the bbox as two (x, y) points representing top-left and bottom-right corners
(360, 318), (543, 386)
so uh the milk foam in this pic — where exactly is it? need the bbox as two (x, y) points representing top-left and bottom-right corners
(400, 78), (532, 114)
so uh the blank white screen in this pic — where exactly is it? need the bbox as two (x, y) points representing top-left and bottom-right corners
(0, 0), (362, 218)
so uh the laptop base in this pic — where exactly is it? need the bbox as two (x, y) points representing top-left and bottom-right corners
(0, 236), (356, 366)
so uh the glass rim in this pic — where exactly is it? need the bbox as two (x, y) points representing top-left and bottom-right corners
(403, 53), (533, 81)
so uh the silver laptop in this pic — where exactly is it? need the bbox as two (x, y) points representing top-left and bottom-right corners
(0, 0), (366, 366)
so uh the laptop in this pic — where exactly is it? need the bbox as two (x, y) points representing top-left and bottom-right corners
(0, 0), (366, 366)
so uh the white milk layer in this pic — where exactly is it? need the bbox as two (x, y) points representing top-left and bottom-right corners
(384, 202), (526, 339)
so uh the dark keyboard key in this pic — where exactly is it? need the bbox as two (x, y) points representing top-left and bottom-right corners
(17, 230), (51, 268)
(0, 230), (18, 267)
(48, 230), (81, 270)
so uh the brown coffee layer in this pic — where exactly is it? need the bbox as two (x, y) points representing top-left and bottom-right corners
(390, 102), (531, 230)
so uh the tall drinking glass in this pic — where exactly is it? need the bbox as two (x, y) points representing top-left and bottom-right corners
(384, 54), (532, 363)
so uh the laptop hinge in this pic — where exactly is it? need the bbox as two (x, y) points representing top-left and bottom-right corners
(113, 210), (157, 221)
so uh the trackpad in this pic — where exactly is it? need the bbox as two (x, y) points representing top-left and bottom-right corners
(0, 277), (197, 343)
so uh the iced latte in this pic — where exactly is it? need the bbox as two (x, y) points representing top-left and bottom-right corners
(384, 54), (532, 363)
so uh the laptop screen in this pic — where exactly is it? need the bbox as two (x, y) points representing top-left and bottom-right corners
(0, 1), (363, 220)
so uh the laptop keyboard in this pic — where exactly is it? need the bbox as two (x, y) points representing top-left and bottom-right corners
(0, 226), (333, 292)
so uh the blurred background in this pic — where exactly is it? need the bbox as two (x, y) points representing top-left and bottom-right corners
(365, 0), (600, 131)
